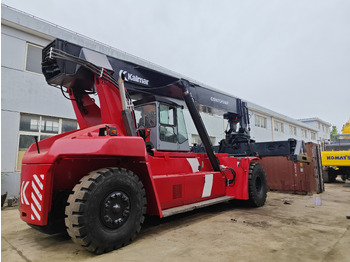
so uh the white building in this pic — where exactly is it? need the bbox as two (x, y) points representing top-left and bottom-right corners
(298, 118), (331, 141)
(1, 5), (331, 198)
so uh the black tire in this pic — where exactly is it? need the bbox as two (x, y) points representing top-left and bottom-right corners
(328, 168), (337, 183)
(340, 167), (350, 181)
(65, 168), (146, 254)
(247, 162), (267, 207)
(329, 175), (337, 182)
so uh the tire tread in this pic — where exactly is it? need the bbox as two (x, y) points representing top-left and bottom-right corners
(65, 167), (146, 254)
(247, 162), (267, 207)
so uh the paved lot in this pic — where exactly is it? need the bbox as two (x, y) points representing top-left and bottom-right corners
(2, 180), (350, 262)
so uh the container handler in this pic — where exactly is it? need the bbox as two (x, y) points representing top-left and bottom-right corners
(20, 39), (309, 253)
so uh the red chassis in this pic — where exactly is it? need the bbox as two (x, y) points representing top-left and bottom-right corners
(20, 77), (257, 226)
(19, 66), (268, 255)
(20, 123), (257, 225)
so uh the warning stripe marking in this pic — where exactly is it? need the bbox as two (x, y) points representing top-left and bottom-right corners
(202, 174), (213, 198)
(21, 181), (30, 205)
(187, 158), (200, 172)
(33, 175), (43, 190)
(31, 192), (41, 211)
(21, 181), (24, 205)
(31, 203), (41, 221)
(30, 174), (44, 221)
(32, 181), (42, 201)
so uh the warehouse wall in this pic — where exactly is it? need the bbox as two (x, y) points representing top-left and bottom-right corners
(1, 25), (76, 197)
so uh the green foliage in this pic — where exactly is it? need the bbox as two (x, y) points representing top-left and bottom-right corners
(330, 126), (338, 140)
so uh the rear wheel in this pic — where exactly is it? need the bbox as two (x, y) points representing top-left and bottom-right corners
(247, 162), (267, 207)
(65, 168), (146, 254)
(340, 167), (350, 181)
(328, 167), (338, 183)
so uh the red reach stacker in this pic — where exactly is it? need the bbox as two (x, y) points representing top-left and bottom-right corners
(19, 39), (309, 253)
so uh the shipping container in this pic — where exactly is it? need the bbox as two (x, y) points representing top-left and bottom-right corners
(259, 143), (324, 194)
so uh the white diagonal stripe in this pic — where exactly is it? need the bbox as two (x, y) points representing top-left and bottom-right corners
(32, 181), (42, 201)
(187, 158), (200, 172)
(202, 174), (213, 198)
(31, 203), (41, 221)
(21, 181), (25, 204)
(31, 214), (35, 220)
(33, 174), (43, 190)
(40, 174), (44, 180)
(22, 181), (29, 205)
(31, 192), (41, 211)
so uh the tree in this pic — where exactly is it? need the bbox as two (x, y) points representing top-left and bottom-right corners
(330, 126), (338, 140)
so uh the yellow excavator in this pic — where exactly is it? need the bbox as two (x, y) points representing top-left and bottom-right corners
(321, 120), (350, 182)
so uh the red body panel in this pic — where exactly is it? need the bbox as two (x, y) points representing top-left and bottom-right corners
(153, 171), (226, 210)
(20, 127), (256, 223)
(20, 76), (257, 225)
(220, 156), (252, 199)
(20, 164), (53, 225)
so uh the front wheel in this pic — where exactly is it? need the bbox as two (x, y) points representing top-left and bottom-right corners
(247, 162), (267, 207)
(65, 168), (146, 254)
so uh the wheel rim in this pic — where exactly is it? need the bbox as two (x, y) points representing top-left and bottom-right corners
(101, 191), (130, 229)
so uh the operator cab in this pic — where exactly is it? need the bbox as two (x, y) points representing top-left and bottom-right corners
(134, 96), (189, 152)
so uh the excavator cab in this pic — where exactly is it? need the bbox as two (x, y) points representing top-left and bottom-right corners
(134, 96), (189, 152)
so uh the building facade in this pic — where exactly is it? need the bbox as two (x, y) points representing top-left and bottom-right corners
(1, 5), (330, 198)
(298, 118), (332, 141)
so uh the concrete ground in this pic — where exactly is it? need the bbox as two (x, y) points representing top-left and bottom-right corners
(2, 180), (350, 262)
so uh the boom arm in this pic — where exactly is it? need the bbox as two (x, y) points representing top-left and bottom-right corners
(43, 40), (245, 114)
(43, 39), (227, 170)
(42, 39), (309, 164)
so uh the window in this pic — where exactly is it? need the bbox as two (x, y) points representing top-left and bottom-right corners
(301, 129), (307, 138)
(255, 115), (267, 128)
(177, 107), (188, 144)
(311, 132), (316, 140)
(17, 114), (78, 171)
(135, 104), (156, 128)
(17, 134), (39, 171)
(289, 125), (297, 136)
(159, 104), (176, 143)
(191, 134), (216, 146)
(160, 104), (174, 125)
(274, 120), (284, 133)
(41, 116), (59, 133)
(25, 43), (43, 74)
(62, 119), (79, 133)
(196, 104), (213, 115)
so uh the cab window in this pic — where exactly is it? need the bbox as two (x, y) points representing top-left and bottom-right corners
(135, 104), (156, 128)
(177, 107), (188, 144)
(159, 104), (176, 143)
(160, 104), (174, 125)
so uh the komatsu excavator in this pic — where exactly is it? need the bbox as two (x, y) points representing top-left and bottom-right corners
(322, 120), (350, 182)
